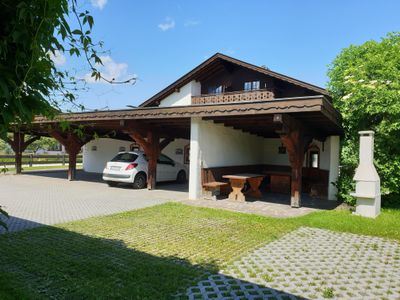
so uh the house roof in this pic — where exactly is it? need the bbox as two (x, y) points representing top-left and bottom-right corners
(139, 53), (329, 107)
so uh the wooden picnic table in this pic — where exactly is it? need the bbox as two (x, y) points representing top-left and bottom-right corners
(222, 173), (265, 202)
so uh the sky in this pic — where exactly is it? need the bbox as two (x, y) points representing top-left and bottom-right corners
(58, 0), (400, 111)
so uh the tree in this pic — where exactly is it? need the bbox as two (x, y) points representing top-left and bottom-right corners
(26, 137), (60, 153)
(0, 1), (136, 229)
(0, 0), (135, 134)
(327, 32), (400, 206)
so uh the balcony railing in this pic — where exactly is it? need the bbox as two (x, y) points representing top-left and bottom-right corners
(191, 89), (274, 105)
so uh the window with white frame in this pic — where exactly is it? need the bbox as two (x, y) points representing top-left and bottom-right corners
(244, 81), (260, 91)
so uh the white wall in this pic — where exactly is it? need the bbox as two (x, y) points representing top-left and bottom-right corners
(83, 138), (133, 173)
(263, 138), (290, 166)
(188, 118), (265, 199)
(159, 80), (201, 107)
(162, 138), (189, 165)
(197, 120), (264, 168)
(83, 138), (189, 173)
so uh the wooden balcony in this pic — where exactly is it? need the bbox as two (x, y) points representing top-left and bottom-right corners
(192, 89), (274, 105)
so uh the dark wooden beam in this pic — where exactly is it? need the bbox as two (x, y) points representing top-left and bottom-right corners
(49, 129), (91, 180)
(4, 132), (41, 174)
(273, 114), (313, 207)
(127, 131), (161, 190)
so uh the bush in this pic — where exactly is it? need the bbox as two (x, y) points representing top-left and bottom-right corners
(328, 32), (400, 207)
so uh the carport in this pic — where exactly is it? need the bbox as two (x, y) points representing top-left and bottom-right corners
(6, 95), (342, 208)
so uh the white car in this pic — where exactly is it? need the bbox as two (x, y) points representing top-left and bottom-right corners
(102, 151), (188, 189)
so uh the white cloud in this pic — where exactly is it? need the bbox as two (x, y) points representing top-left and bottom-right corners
(91, 0), (107, 10)
(84, 56), (135, 84)
(184, 20), (200, 27)
(158, 17), (175, 31)
(49, 50), (66, 66)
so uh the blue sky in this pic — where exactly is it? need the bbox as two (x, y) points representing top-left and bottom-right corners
(60, 0), (400, 110)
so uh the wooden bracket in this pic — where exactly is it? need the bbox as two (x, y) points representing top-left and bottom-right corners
(48, 129), (92, 180)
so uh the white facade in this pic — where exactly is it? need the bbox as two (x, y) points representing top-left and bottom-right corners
(159, 81), (201, 107)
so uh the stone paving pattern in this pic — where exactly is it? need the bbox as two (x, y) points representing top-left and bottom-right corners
(0, 171), (187, 233)
(183, 227), (400, 299)
(183, 193), (340, 218)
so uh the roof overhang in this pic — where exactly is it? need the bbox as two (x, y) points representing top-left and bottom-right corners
(29, 95), (342, 139)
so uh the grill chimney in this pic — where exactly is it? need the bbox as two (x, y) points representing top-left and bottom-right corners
(351, 131), (381, 218)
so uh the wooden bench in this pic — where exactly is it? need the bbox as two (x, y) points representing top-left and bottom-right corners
(201, 164), (330, 198)
(202, 181), (229, 201)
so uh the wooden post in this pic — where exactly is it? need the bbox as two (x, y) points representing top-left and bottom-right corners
(13, 132), (23, 174)
(147, 132), (160, 190)
(274, 114), (312, 208)
(127, 131), (161, 190)
(4, 132), (40, 174)
(49, 130), (88, 181)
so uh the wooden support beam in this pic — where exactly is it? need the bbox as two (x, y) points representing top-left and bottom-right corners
(49, 130), (90, 181)
(4, 132), (41, 174)
(274, 114), (312, 208)
(127, 131), (160, 190)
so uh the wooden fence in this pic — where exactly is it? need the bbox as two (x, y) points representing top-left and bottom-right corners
(0, 154), (83, 167)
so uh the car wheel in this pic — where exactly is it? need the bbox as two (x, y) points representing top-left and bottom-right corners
(176, 170), (187, 183)
(107, 181), (118, 187)
(133, 173), (147, 189)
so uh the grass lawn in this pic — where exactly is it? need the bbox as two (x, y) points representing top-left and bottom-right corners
(2, 164), (83, 173)
(0, 202), (399, 299)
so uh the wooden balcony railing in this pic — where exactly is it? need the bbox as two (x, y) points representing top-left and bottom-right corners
(192, 89), (274, 105)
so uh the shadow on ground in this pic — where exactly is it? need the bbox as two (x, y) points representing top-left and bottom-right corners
(0, 225), (297, 299)
(0, 216), (44, 234)
(24, 170), (189, 192)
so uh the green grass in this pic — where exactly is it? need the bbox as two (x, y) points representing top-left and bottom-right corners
(2, 164), (83, 173)
(0, 202), (399, 299)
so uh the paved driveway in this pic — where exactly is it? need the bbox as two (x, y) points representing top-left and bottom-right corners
(0, 170), (188, 233)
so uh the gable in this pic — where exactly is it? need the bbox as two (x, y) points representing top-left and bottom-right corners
(140, 53), (329, 107)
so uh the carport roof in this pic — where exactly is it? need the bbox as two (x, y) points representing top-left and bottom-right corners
(29, 95), (342, 140)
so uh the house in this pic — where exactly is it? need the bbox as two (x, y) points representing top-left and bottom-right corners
(16, 53), (342, 208)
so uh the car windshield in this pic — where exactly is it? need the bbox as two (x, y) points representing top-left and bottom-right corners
(111, 153), (138, 163)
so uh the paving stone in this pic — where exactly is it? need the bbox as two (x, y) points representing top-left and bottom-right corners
(0, 171), (187, 233)
(182, 227), (400, 299)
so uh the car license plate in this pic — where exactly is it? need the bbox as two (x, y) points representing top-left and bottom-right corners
(111, 166), (120, 171)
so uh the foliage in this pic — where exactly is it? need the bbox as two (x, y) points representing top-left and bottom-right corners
(26, 136), (60, 153)
(0, 1), (135, 135)
(327, 32), (400, 206)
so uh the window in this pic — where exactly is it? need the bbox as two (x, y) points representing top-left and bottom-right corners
(244, 81), (260, 91)
(208, 85), (224, 94)
(111, 153), (138, 163)
(307, 145), (320, 168)
(158, 154), (174, 165)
